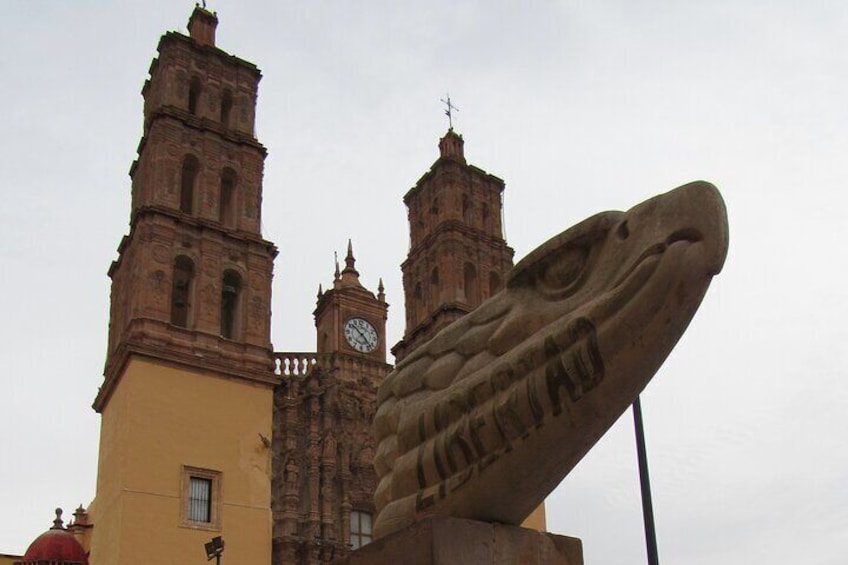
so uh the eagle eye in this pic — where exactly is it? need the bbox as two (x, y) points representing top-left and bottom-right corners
(537, 243), (591, 297)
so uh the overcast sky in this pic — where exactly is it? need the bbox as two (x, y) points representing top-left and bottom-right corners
(1, 1), (846, 563)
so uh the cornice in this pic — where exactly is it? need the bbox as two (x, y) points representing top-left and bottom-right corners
(137, 108), (267, 156)
(402, 220), (514, 268)
(95, 333), (277, 413)
(158, 31), (262, 78)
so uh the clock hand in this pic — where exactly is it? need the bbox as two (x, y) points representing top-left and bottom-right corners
(352, 325), (373, 349)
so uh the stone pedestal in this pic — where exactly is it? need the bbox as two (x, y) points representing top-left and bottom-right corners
(331, 516), (583, 565)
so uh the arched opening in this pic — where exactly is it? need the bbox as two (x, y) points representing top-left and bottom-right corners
(413, 281), (423, 323)
(462, 193), (471, 222)
(170, 256), (195, 327)
(188, 77), (202, 115)
(430, 197), (439, 216)
(489, 271), (502, 296)
(221, 270), (242, 339)
(430, 267), (440, 305)
(463, 262), (478, 306)
(220, 89), (233, 127)
(180, 155), (199, 214)
(219, 168), (237, 228)
(482, 203), (491, 231)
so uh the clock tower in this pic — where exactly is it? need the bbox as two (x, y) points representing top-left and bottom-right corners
(271, 241), (390, 564)
(315, 240), (388, 361)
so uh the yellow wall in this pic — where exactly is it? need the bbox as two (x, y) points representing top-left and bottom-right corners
(0, 554), (20, 565)
(522, 502), (547, 532)
(88, 357), (273, 565)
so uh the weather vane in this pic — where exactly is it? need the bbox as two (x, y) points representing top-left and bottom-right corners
(441, 94), (459, 130)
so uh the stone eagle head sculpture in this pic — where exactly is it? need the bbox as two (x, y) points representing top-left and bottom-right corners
(373, 181), (729, 538)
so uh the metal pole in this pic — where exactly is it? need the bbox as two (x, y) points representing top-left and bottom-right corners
(633, 395), (659, 565)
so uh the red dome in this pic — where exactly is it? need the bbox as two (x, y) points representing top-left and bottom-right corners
(21, 510), (88, 565)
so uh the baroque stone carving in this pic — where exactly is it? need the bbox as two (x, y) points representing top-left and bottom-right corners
(373, 182), (729, 537)
(152, 244), (170, 264)
(272, 366), (383, 564)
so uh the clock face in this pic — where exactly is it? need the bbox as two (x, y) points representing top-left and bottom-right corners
(344, 317), (378, 353)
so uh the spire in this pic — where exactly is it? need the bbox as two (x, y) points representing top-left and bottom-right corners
(439, 129), (466, 164)
(51, 508), (65, 530)
(334, 252), (340, 281)
(378, 278), (385, 303)
(340, 239), (362, 287)
(317, 283), (323, 299)
(72, 505), (90, 527)
(343, 239), (358, 274)
(188, 3), (219, 47)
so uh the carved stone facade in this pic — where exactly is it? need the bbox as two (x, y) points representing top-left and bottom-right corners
(272, 246), (390, 564)
(271, 354), (386, 564)
(392, 130), (515, 362)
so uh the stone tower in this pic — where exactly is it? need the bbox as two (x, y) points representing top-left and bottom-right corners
(392, 129), (515, 362)
(89, 7), (277, 564)
(272, 242), (390, 564)
(390, 128), (547, 531)
(314, 241), (389, 362)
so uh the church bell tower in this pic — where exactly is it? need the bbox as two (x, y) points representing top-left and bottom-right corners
(392, 129), (514, 362)
(89, 8), (277, 564)
(391, 127), (547, 530)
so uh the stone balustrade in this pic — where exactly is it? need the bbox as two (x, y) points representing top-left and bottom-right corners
(273, 351), (393, 381)
(273, 352), (328, 376)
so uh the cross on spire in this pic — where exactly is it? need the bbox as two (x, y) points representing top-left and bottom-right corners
(441, 94), (459, 130)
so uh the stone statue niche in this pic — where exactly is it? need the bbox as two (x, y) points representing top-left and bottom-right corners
(373, 181), (729, 538)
